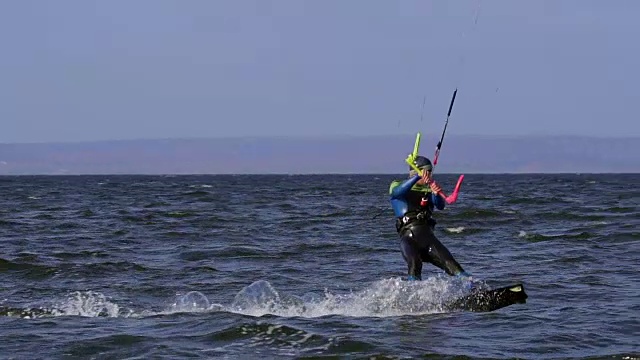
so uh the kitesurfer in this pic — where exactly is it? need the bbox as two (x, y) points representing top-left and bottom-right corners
(389, 155), (471, 281)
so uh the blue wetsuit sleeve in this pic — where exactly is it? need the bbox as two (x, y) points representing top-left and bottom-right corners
(431, 192), (446, 210)
(390, 175), (422, 199)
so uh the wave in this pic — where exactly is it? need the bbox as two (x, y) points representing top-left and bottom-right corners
(517, 231), (596, 242)
(0, 257), (59, 280)
(442, 226), (488, 235)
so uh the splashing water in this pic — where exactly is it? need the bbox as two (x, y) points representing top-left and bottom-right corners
(51, 291), (123, 317)
(7, 277), (479, 319)
(224, 276), (477, 318)
(167, 291), (212, 313)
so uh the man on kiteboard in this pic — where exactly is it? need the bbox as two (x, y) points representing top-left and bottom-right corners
(389, 155), (471, 281)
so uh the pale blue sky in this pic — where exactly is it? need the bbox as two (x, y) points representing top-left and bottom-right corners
(1, 0), (638, 143)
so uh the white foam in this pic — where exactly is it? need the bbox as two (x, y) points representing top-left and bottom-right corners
(221, 277), (471, 318)
(585, 221), (609, 226)
(166, 291), (212, 313)
(15, 278), (477, 320)
(51, 291), (124, 318)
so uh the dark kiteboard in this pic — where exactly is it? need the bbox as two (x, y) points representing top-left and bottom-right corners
(445, 283), (528, 312)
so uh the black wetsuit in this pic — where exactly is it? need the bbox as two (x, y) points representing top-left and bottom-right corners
(389, 175), (467, 280)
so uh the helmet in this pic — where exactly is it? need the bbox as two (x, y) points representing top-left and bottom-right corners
(410, 156), (433, 171)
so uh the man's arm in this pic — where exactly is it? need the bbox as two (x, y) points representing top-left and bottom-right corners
(389, 175), (422, 199)
(428, 180), (446, 210)
(430, 192), (446, 210)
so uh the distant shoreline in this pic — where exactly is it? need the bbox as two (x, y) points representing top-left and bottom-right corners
(1, 135), (638, 175)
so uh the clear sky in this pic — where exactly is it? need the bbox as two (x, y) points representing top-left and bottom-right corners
(1, 0), (638, 143)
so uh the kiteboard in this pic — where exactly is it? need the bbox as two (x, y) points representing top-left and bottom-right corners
(445, 283), (528, 312)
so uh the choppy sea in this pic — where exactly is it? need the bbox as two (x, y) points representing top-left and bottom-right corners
(1, 174), (638, 359)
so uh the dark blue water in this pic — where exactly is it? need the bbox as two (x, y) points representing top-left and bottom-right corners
(1, 174), (638, 359)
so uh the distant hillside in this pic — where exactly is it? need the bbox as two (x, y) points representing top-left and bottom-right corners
(0, 135), (638, 174)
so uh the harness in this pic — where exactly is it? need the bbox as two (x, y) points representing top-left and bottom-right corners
(390, 179), (438, 234)
(395, 210), (437, 234)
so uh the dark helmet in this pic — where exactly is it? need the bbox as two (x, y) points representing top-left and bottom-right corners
(410, 156), (433, 171)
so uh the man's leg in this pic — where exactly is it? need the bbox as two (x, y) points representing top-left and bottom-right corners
(420, 229), (467, 276)
(400, 232), (423, 281)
